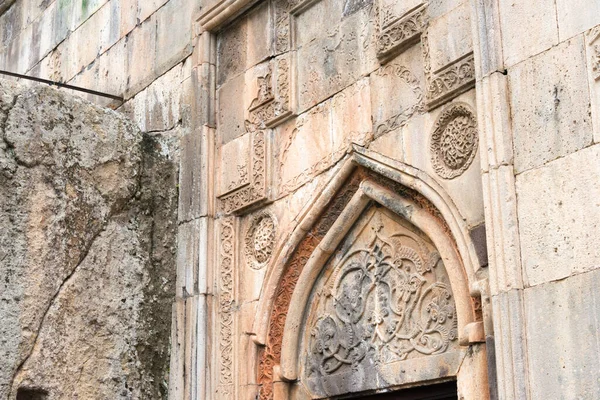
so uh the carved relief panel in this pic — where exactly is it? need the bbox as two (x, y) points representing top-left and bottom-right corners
(302, 207), (460, 398)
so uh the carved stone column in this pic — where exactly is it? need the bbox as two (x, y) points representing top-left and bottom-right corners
(469, 0), (529, 399)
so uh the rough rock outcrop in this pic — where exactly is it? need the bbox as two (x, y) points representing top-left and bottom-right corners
(0, 80), (178, 400)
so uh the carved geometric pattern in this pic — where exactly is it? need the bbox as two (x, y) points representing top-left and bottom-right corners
(430, 103), (478, 179)
(305, 211), (458, 394)
(244, 211), (277, 270)
(217, 216), (235, 399)
(377, 3), (428, 62)
(422, 30), (475, 109)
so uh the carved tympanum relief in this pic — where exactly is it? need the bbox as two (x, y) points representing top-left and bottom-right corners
(303, 208), (459, 397)
(429, 103), (478, 179)
(245, 211), (277, 269)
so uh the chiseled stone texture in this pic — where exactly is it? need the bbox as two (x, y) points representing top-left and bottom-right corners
(509, 37), (592, 174)
(0, 80), (178, 400)
(516, 143), (600, 287)
(499, 0), (558, 68)
(524, 269), (600, 399)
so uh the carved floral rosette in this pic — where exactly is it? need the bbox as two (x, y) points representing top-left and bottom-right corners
(244, 211), (277, 270)
(303, 210), (458, 396)
(429, 103), (478, 179)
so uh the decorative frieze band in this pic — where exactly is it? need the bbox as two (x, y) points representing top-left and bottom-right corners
(217, 216), (235, 399)
(377, 3), (428, 62)
(422, 30), (475, 109)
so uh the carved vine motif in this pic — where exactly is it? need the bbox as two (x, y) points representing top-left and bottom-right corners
(429, 103), (478, 179)
(245, 211), (277, 269)
(588, 26), (600, 81)
(257, 174), (364, 400)
(421, 30), (475, 109)
(377, 3), (428, 60)
(306, 217), (457, 381)
(374, 64), (425, 137)
(217, 217), (235, 399)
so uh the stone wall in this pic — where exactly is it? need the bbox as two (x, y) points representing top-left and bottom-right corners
(0, 79), (178, 400)
(473, 2), (600, 398)
(2, 0), (600, 400)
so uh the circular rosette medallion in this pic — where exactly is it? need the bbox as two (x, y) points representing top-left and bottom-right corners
(430, 103), (478, 179)
(244, 211), (277, 269)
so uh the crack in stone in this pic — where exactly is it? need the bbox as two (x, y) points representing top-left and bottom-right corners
(7, 164), (143, 397)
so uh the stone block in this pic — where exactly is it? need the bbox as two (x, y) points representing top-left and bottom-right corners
(586, 26), (600, 143)
(378, 0), (422, 29)
(97, 39), (129, 99)
(510, 37), (592, 173)
(370, 44), (424, 137)
(117, 0), (138, 37)
(246, 1), (272, 68)
(499, 0), (558, 67)
(331, 78), (372, 150)
(138, 0), (169, 23)
(124, 63), (183, 132)
(428, 0), (465, 19)
(217, 72), (246, 143)
(178, 128), (205, 221)
(217, 17), (247, 86)
(516, 144), (600, 287)
(155, 0), (195, 73)
(277, 102), (333, 188)
(524, 269), (600, 399)
(126, 15), (157, 96)
(556, 0), (600, 41)
(69, 0), (109, 31)
(218, 133), (251, 196)
(295, 0), (377, 112)
(427, 1), (472, 72)
(177, 218), (202, 297)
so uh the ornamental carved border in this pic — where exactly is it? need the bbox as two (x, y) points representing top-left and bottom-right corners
(377, 3), (428, 62)
(217, 216), (236, 399)
(256, 170), (468, 400)
(588, 25), (600, 81)
(421, 30), (475, 109)
(429, 102), (478, 179)
(219, 130), (267, 214)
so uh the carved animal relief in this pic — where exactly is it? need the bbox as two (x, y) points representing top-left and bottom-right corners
(303, 209), (459, 396)
(430, 103), (478, 179)
(245, 212), (277, 269)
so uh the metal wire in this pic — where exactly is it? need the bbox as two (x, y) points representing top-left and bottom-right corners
(0, 70), (124, 103)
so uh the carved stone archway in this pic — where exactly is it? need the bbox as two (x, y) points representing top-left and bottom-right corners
(253, 147), (491, 400)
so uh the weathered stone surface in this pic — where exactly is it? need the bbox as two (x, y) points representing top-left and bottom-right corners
(516, 143), (600, 287)
(295, 0), (377, 112)
(510, 37), (592, 173)
(524, 269), (600, 399)
(427, 2), (472, 72)
(0, 81), (178, 400)
(499, 0), (558, 67)
(556, 0), (600, 41)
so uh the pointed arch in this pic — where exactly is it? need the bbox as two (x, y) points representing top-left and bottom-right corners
(252, 146), (488, 399)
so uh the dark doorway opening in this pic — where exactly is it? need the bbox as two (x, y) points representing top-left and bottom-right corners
(16, 387), (48, 400)
(356, 380), (457, 400)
